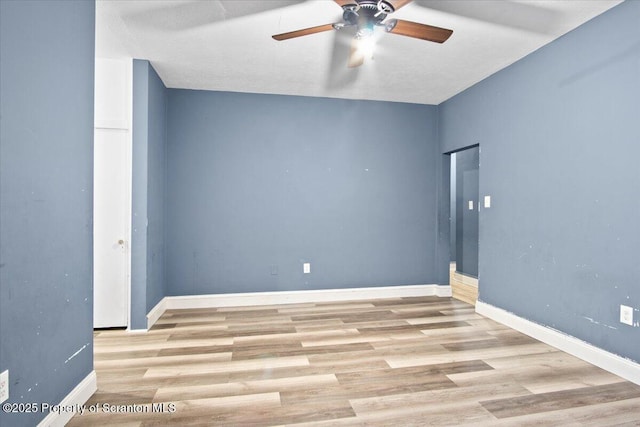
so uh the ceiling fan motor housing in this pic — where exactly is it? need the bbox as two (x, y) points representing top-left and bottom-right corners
(342, 1), (394, 38)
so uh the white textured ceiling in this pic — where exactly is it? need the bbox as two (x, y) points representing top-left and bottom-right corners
(96, 0), (622, 105)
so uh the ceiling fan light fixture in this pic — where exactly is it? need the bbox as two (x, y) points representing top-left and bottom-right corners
(358, 37), (376, 59)
(356, 26), (374, 39)
(348, 40), (371, 67)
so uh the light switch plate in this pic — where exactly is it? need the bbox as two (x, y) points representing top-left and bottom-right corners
(484, 195), (491, 208)
(468, 200), (474, 210)
(303, 263), (311, 274)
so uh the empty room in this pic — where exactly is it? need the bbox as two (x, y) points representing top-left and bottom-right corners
(1, 0), (639, 426)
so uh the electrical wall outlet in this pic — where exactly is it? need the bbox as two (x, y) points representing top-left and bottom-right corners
(620, 305), (633, 326)
(303, 263), (311, 274)
(0, 370), (8, 403)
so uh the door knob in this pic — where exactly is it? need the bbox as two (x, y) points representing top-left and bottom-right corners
(118, 239), (125, 245)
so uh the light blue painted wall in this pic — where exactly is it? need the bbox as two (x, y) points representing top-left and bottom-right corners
(146, 62), (168, 314)
(439, 1), (640, 362)
(131, 60), (167, 329)
(131, 60), (149, 330)
(0, 1), (95, 426)
(165, 91), (446, 295)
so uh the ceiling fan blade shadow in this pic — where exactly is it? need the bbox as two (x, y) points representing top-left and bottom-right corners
(123, 0), (305, 32)
(413, 0), (562, 35)
(326, 26), (360, 91)
(220, 1), (305, 20)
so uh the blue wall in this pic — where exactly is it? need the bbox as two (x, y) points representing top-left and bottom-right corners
(146, 61), (168, 315)
(0, 1), (95, 426)
(131, 60), (167, 329)
(165, 91), (446, 295)
(440, 1), (640, 362)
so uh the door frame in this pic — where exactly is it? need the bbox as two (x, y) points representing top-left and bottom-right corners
(446, 144), (480, 305)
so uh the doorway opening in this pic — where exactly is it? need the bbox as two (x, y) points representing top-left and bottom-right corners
(449, 145), (479, 305)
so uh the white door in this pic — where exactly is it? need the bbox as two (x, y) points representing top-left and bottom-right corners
(93, 58), (132, 328)
(93, 128), (129, 328)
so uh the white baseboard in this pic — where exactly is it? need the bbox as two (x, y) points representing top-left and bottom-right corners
(476, 301), (640, 386)
(434, 285), (452, 297)
(37, 370), (97, 427)
(127, 329), (149, 334)
(147, 297), (167, 330)
(147, 284), (450, 328)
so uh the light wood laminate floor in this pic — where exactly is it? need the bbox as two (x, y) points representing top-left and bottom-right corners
(70, 296), (640, 426)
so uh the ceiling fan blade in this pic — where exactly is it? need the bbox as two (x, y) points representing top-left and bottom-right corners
(348, 38), (365, 68)
(384, 19), (452, 43)
(272, 23), (336, 41)
(333, 0), (357, 7)
(385, 0), (413, 11)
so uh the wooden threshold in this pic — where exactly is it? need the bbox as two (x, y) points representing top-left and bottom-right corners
(450, 263), (478, 306)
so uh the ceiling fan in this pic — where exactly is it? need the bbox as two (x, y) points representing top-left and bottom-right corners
(272, 0), (453, 67)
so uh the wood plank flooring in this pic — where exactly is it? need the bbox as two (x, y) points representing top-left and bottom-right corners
(69, 296), (640, 426)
